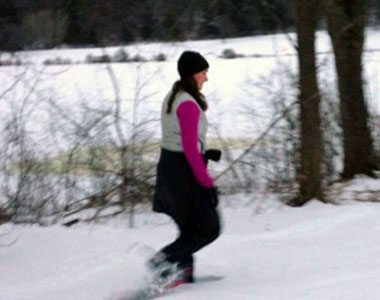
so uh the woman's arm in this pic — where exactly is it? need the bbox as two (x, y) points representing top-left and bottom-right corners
(176, 101), (213, 188)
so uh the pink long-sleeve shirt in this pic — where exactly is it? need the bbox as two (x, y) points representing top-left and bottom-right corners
(176, 101), (214, 188)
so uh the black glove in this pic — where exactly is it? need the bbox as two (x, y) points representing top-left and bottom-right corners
(204, 149), (222, 165)
(208, 186), (219, 207)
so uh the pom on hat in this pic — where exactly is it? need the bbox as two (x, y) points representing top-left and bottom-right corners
(177, 51), (209, 79)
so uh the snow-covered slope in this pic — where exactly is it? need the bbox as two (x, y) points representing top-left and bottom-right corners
(1, 177), (380, 300)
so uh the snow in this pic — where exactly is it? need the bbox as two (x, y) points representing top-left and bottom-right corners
(1, 29), (380, 300)
(1, 176), (380, 300)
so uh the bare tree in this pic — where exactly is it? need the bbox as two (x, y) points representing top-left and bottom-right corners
(44, 60), (159, 227)
(0, 68), (62, 224)
(105, 62), (158, 227)
(322, 0), (378, 178)
(291, 0), (324, 206)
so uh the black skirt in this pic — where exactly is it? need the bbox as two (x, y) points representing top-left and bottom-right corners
(153, 148), (210, 225)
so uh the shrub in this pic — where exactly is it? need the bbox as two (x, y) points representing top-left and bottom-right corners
(85, 54), (112, 64)
(153, 53), (166, 61)
(43, 57), (72, 65)
(113, 48), (129, 62)
(130, 54), (146, 62)
(221, 48), (243, 59)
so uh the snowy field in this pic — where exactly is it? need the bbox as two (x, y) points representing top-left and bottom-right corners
(0, 29), (380, 150)
(1, 176), (380, 300)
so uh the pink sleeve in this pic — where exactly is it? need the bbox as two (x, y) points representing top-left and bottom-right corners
(176, 101), (213, 188)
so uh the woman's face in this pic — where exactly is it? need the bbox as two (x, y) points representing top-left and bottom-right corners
(193, 69), (208, 90)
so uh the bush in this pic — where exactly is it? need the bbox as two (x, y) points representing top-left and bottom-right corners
(130, 54), (146, 62)
(43, 57), (72, 65)
(85, 54), (112, 64)
(113, 48), (129, 62)
(0, 58), (22, 66)
(153, 53), (166, 61)
(220, 48), (243, 59)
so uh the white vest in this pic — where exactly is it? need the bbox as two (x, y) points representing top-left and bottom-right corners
(161, 91), (208, 153)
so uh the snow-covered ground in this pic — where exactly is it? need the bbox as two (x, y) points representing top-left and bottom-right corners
(1, 176), (380, 300)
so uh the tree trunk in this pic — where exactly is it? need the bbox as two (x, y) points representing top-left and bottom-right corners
(291, 0), (323, 206)
(322, 0), (376, 178)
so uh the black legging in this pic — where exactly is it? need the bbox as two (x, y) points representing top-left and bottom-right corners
(161, 187), (221, 266)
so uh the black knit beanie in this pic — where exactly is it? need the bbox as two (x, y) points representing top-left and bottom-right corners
(177, 51), (209, 79)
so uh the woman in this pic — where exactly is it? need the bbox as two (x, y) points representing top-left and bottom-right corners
(149, 51), (221, 287)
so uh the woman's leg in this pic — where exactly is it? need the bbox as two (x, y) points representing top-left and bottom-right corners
(161, 190), (221, 264)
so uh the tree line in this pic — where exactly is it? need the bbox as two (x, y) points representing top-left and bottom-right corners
(0, 0), (298, 50)
(2, 0), (379, 51)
